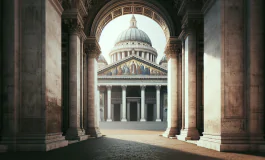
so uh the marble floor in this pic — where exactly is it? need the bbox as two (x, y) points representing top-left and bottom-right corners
(0, 130), (265, 160)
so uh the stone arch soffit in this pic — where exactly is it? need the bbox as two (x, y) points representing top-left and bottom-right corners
(89, 0), (176, 43)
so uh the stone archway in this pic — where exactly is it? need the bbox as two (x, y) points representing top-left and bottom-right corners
(86, 0), (178, 41)
(85, 0), (183, 138)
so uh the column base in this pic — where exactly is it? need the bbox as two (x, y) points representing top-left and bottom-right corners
(140, 119), (146, 122)
(66, 127), (89, 141)
(106, 119), (112, 122)
(86, 127), (102, 138)
(162, 127), (180, 138)
(197, 133), (265, 152)
(0, 133), (68, 152)
(121, 118), (127, 122)
(177, 128), (200, 141)
(156, 119), (161, 122)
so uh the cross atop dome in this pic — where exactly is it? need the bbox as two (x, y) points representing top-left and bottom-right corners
(130, 15), (137, 28)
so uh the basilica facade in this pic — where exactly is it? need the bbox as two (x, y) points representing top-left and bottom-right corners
(97, 16), (168, 122)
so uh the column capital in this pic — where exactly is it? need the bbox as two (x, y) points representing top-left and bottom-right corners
(165, 37), (182, 59)
(62, 18), (83, 36)
(106, 85), (112, 90)
(140, 85), (146, 90)
(121, 85), (127, 90)
(156, 85), (161, 90)
(84, 37), (101, 59)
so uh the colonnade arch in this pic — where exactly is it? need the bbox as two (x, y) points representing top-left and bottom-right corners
(0, 0), (264, 153)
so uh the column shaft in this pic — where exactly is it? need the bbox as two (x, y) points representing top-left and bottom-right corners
(107, 86), (112, 121)
(121, 85), (127, 121)
(178, 30), (200, 140)
(140, 85), (146, 121)
(156, 85), (161, 121)
(66, 32), (87, 140)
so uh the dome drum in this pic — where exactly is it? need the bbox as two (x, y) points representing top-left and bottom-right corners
(110, 15), (158, 64)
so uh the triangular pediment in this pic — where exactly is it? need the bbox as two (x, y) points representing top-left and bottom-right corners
(98, 55), (167, 76)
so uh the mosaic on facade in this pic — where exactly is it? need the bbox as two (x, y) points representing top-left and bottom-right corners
(99, 59), (167, 76)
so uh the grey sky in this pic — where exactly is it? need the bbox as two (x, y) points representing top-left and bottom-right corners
(99, 14), (166, 64)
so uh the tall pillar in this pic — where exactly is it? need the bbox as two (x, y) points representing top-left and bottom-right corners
(0, 0), (68, 151)
(66, 24), (88, 141)
(197, 0), (265, 152)
(142, 52), (145, 58)
(137, 101), (140, 121)
(140, 85), (146, 121)
(106, 85), (112, 121)
(121, 85), (127, 121)
(127, 102), (130, 121)
(181, 39), (185, 131)
(84, 38), (102, 137)
(163, 37), (182, 137)
(156, 85), (161, 121)
(178, 25), (200, 140)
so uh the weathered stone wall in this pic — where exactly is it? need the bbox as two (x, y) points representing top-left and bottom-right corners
(221, 0), (246, 135)
(203, 0), (221, 134)
(45, 0), (62, 134)
(20, 0), (45, 134)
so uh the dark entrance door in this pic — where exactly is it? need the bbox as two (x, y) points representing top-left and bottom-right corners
(130, 102), (137, 121)
(113, 104), (120, 121)
(147, 104), (154, 121)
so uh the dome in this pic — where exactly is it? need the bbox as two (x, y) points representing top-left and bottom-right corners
(97, 54), (107, 64)
(115, 15), (152, 46)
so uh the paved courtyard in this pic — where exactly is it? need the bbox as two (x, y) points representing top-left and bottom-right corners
(0, 130), (265, 160)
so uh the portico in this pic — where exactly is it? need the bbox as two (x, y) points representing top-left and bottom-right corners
(98, 83), (166, 122)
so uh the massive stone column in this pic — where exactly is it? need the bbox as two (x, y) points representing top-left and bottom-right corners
(65, 20), (88, 141)
(121, 85), (127, 121)
(140, 85), (146, 121)
(197, 0), (265, 152)
(0, 0), (68, 151)
(178, 14), (201, 141)
(84, 37), (101, 137)
(163, 37), (182, 137)
(106, 85), (112, 121)
(156, 85), (161, 121)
